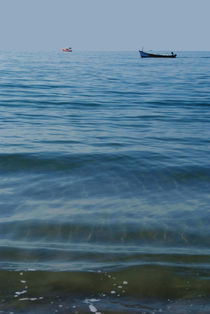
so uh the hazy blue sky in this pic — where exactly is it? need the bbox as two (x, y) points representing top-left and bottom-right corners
(1, 0), (210, 51)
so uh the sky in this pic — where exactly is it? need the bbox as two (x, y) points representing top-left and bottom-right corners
(0, 0), (210, 51)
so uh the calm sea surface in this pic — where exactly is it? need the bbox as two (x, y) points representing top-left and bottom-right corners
(0, 51), (210, 313)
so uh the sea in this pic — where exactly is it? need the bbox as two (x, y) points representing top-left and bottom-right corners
(0, 50), (210, 313)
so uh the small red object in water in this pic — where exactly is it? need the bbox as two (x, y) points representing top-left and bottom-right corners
(62, 48), (72, 52)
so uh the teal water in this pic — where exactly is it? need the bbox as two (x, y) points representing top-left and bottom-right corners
(0, 51), (210, 313)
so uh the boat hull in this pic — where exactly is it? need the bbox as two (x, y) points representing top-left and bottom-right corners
(139, 50), (176, 58)
(62, 49), (72, 52)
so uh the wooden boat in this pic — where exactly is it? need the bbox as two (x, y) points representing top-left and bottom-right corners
(139, 50), (176, 58)
(62, 47), (72, 52)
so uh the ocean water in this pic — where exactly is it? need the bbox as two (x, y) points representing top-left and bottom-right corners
(0, 50), (210, 313)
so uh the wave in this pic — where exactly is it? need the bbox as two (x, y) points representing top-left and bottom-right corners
(1, 218), (210, 243)
(0, 151), (210, 175)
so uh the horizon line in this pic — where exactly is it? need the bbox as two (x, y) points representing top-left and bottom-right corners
(1, 48), (210, 52)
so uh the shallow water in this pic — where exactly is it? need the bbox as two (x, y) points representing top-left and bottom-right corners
(0, 51), (210, 313)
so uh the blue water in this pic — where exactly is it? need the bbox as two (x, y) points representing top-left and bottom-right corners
(0, 51), (210, 313)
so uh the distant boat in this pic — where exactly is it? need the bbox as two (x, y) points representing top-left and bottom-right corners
(62, 47), (72, 52)
(139, 50), (176, 58)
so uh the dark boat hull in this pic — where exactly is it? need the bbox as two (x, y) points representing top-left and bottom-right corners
(139, 50), (176, 58)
